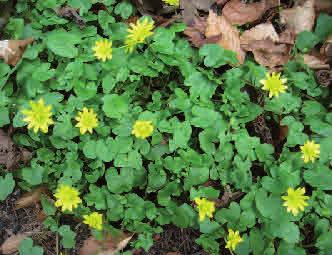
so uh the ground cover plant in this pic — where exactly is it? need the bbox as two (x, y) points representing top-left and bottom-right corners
(0, 0), (332, 254)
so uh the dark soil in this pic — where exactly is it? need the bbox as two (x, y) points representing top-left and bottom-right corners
(141, 225), (209, 255)
(0, 189), (55, 255)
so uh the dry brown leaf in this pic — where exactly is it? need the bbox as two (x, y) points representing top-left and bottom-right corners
(303, 54), (330, 69)
(80, 234), (133, 255)
(190, 0), (217, 11)
(252, 49), (290, 68)
(315, 0), (332, 13)
(56, 6), (85, 29)
(0, 234), (28, 255)
(222, 0), (279, 26)
(315, 69), (332, 87)
(240, 22), (280, 45)
(206, 11), (246, 64)
(180, 0), (198, 25)
(0, 38), (34, 66)
(0, 129), (32, 171)
(279, 29), (296, 45)
(15, 187), (47, 209)
(280, 0), (315, 34)
(165, 253), (182, 255)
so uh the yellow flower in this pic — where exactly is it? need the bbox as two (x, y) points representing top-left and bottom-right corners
(54, 185), (82, 212)
(162, 0), (179, 6)
(83, 212), (103, 230)
(226, 229), (243, 251)
(93, 39), (113, 62)
(125, 18), (154, 53)
(260, 72), (287, 98)
(75, 107), (99, 135)
(132, 120), (154, 139)
(21, 98), (54, 133)
(300, 140), (320, 163)
(194, 197), (216, 222)
(282, 187), (310, 216)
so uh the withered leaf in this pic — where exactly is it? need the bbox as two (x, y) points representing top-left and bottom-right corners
(190, 0), (217, 11)
(303, 54), (330, 70)
(0, 129), (31, 171)
(0, 38), (34, 66)
(280, 0), (315, 34)
(56, 6), (85, 29)
(80, 234), (133, 255)
(15, 187), (47, 209)
(222, 0), (279, 26)
(206, 11), (246, 64)
(240, 22), (280, 45)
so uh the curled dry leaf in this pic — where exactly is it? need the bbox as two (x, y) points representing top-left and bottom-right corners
(315, 0), (332, 13)
(190, 0), (217, 11)
(320, 35), (332, 58)
(279, 29), (296, 45)
(280, 0), (315, 34)
(303, 54), (330, 69)
(56, 6), (85, 29)
(180, 0), (198, 25)
(222, 0), (279, 26)
(206, 11), (246, 64)
(15, 187), (48, 209)
(240, 23), (292, 68)
(315, 69), (332, 87)
(0, 129), (32, 171)
(0, 38), (34, 66)
(240, 22), (280, 44)
(80, 233), (133, 255)
(0, 234), (28, 255)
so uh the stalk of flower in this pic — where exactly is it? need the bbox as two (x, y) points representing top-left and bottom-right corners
(132, 120), (154, 139)
(124, 18), (154, 53)
(300, 140), (320, 163)
(260, 72), (287, 98)
(282, 187), (310, 216)
(225, 229), (243, 251)
(162, 0), (179, 6)
(93, 39), (113, 62)
(54, 185), (82, 212)
(21, 98), (54, 133)
(194, 197), (216, 222)
(83, 212), (103, 231)
(75, 107), (99, 135)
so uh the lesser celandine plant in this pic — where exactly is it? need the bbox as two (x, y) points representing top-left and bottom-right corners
(0, 1), (332, 254)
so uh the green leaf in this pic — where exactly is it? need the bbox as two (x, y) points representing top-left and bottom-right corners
(215, 202), (241, 225)
(184, 72), (217, 102)
(68, 0), (92, 14)
(316, 231), (332, 254)
(58, 225), (76, 249)
(184, 167), (209, 190)
(169, 120), (192, 151)
(102, 94), (129, 119)
(199, 219), (221, 234)
(0, 106), (10, 127)
(255, 189), (283, 219)
(199, 44), (238, 67)
(18, 238), (44, 255)
(114, 1), (134, 19)
(0, 173), (15, 201)
(191, 106), (219, 128)
(105, 167), (134, 193)
(265, 219), (300, 243)
(41, 195), (56, 216)
(45, 29), (81, 58)
(295, 31), (320, 52)
(304, 165), (332, 190)
(22, 166), (44, 185)
(314, 13), (332, 40)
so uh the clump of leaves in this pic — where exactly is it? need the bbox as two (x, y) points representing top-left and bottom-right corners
(0, 1), (332, 255)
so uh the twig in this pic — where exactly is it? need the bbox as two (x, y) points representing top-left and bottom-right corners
(56, 232), (59, 255)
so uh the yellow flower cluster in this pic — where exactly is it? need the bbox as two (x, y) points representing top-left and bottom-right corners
(260, 72), (288, 98)
(22, 100), (99, 135)
(54, 185), (103, 230)
(132, 120), (154, 139)
(194, 197), (216, 222)
(226, 229), (243, 251)
(300, 140), (320, 163)
(92, 17), (155, 61)
(162, 0), (179, 6)
(282, 187), (309, 216)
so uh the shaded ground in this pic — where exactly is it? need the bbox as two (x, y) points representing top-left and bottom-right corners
(0, 189), (56, 255)
(141, 226), (210, 255)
